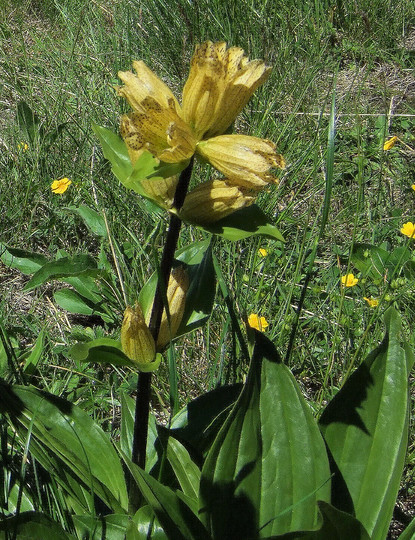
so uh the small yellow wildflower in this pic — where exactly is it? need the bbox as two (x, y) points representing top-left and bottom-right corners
(411, 185), (415, 192)
(363, 297), (379, 308)
(383, 136), (398, 151)
(258, 248), (268, 257)
(51, 178), (72, 194)
(17, 142), (29, 152)
(248, 313), (269, 332)
(400, 222), (415, 239)
(341, 273), (359, 287)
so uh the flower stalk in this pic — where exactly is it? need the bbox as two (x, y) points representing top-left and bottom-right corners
(129, 158), (194, 510)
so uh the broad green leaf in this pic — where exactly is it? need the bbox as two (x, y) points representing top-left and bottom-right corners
(170, 383), (243, 459)
(68, 338), (135, 367)
(92, 124), (133, 183)
(166, 437), (201, 502)
(0, 511), (76, 540)
(319, 308), (413, 540)
(0, 383), (128, 513)
(398, 516), (415, 540)
(3, 483), (34, 514)
(17, 101), (41, 145)
(68, 338), (162, 372)
(0, 244), (48, 274)
(92, 124), (186, 200)
(178, 244), (216, 333)
(54, 288), (116, 323)
(200, 331), (331, 538)
(66, 205), (108, 238)
(265, 501), (371, 539)
(350, 243), (389, 278)
(73, 514), (130, 540)
(199, 205), (284, 241)
(123, 454), (210, 540)
(23, 254), (98, 291)
(129, 506), (167, 540)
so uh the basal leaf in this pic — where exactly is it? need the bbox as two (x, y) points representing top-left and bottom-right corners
(319, 308), (412, 540)
(73, 514), (130, 540)
(66, 205), (108, 238)
(0, 383), (128, 513)
(200, 332), (331, 538)
(123, 454), (210, 540)
(0, 244), (48, 274)
(0, 511), (76, 540)
(23, 254), (98, 291)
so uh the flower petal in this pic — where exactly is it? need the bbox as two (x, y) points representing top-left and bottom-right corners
(182, 41), (271, 139)
(118, 62), (196, 163)
(196, 135), (285, 191)
(179, 179), (255, 224)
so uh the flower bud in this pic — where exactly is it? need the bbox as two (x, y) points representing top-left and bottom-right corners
(147, 266), (189, 349)
(179, 179), (255, 224)
(121, 304), (156, 364)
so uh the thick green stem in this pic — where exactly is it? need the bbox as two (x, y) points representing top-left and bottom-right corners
(129, 158), (194, 509)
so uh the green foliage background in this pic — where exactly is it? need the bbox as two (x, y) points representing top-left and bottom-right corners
(0, 0), (415, 537)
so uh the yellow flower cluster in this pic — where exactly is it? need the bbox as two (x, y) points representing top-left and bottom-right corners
(116, 41), (285, 224)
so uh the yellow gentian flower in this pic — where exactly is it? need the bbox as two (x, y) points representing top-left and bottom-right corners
(341, 273), (359, 287)
(197, 135), (285, 191)
(383, 136), (398, 150)
(179, 179), (255, 224)
(363, 297), (379, 308)
(116, 42), (285, 210)
(182, 41), (271, 140)
(248, 313), (269, 332)
(51, 178), (71, 194)
(400, 222), (415, 238)
(121, 304), (156, 364)
(145, 266), (189, 349)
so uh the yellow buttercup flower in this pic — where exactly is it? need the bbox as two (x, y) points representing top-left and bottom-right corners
(363, 297), (379, 308)
(341, 273), (359, 287)
(179, 179), (255, 224)
(411, 185), (415, 192)
(400, 222), (415, 239)
(383, 136), (398, 150)
(51, 178), (71, 194)
(258, 248), (268, 257)
(248, 313), (269, 332)
(116, 42), (284, 211)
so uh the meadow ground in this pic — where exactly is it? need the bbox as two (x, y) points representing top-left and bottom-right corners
(1, 0), (415, 537)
